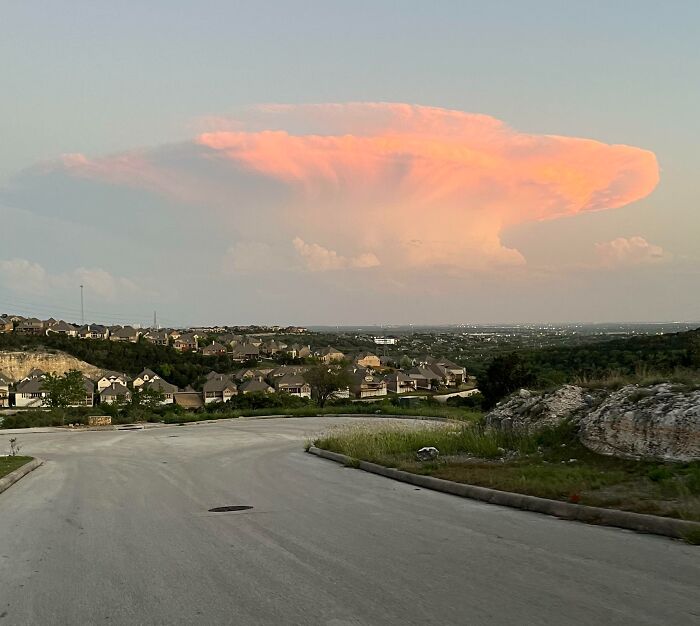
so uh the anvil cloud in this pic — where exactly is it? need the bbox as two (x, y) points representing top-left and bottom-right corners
(197, 103), (659, 270)
(31, 103), (659, 275)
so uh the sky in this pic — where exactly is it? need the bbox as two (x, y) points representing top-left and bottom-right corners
(1, 1), (699, 326)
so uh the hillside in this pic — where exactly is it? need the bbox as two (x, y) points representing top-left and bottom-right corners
(523, 328), (700, 385)
(0, 350), (104, 382)
(0, 334), (232, 389)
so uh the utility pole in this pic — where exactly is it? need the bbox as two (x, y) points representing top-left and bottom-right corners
(153, 310), (157, 329)
(80, 285), (84, 325)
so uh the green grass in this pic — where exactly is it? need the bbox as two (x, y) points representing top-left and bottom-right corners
(313, 421), (700, 523)
(0, 456), (33, 479)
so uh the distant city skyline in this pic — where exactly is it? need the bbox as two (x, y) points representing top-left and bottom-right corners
(2, 2), (699, 325)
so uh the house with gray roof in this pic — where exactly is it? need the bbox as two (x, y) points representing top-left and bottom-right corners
(202, 341), (227, 357)
(133, 369), (161, 388)
(14, 377), (48, 408)
(348, 367), (387, 399)
(203, 375), (238, 403)
(274, 373), (311, 399)
(384, 371), (418, 394)
(99, 382), (131, 405)
(238, 379), (274, 395)
(141, 377), (178, 404)
(46, 320), (78, 337)
(77, 324), (109, 339)
(109, 326), (140, 342)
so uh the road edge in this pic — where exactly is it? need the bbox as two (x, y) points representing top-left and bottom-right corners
(0, 458), (44, 496)
(307, 446), (700, 541)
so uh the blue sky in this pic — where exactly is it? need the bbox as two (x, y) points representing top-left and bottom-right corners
(1, 1), (698, 325)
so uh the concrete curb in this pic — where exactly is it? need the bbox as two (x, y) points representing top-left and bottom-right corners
(307, 446), (700, 541)
(0, 458), (44, 496)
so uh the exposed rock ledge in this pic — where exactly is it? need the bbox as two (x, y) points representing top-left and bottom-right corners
(0, 351), (103, 382)
(486, 383), (700, 462)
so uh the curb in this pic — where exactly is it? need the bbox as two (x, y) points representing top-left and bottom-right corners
(0, 458), (44, 496)
(307, 447), (700, 541)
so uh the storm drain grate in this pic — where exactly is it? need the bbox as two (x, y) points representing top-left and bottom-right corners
(208, 506), (253, 513)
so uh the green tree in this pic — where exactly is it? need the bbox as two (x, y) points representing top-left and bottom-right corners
(399, 355), (413, 370)
(132, 386), (165, 410)
(303, 364), (352, 408)
(43, 370), (87, 408)
(479, 353), (536, 408)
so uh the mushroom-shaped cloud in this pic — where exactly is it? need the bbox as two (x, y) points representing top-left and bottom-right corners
(197, 103), (659, 270)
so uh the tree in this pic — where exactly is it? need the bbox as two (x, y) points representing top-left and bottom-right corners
(399, 355), (413, 370)
(133, 386), (165, 410)
(43, 370), (87, 408)
(304, 364), (352, 408)
(479, 353), (536, 409)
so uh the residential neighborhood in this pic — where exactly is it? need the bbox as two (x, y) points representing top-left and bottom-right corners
(0, 313), (472, 410)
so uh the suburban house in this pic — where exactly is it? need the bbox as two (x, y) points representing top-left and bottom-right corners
(109, 326), (140, 343)
(77, 324), (109, 340)
(46, 320), (78, 336)
(384, 371), (418, 394)
(142, 378), (178, 404)
(15, 318), (46, 335)
(317, 346), (345, 364)
(99, 382), (131, 404)
(143, 329), (169, 345)
(349, 368), (388, 399)
(0, 375), (10, 407)
(231, 343), (260, 362)
(238, 379), (274, 394)
(133, 369), (161, 388)
(202, 341), (227, 356)
(405, 366), (442, 390)
(268, 365), (308, 383)
(203, 375), (238, 403)
(95, 372), (131, 392)
(235, 367), (266, 381)
(72, 377), (96, 407)
(354, 352), (381, 368)
(260, 339), (287, 356)
(274, 373), (311, 398)
(286, 344), (312, 359)
(417, 356), (467, 387)
(173, 333), (198, 352)
(14, 372), (49, 408)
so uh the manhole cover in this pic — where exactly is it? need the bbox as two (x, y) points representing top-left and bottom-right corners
(208, 506), (253, 513)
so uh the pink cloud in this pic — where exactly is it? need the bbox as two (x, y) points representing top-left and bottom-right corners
(197, 103), (658, 268)
(41, 103), (659, 272)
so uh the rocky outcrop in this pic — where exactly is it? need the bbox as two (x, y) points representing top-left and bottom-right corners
(579, 384), (700, 462)
(485, 382), (700, 462)
(0, 351), (103, 382)
(485, 385), (592, 434)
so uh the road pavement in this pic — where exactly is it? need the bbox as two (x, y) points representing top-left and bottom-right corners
(0, 417), (698, 625)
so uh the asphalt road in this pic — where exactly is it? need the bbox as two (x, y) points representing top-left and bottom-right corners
(0, 417), (698, 626)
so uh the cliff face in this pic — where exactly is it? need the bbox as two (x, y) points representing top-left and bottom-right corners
(0, 351), (103, 382)
(580, 384), (700, 463)
(485, 383), (700, 462)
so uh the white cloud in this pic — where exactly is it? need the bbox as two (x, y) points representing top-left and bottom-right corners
(0, 258), (142, 300)
(595, 236), (666, 267)
(292, 237), (380, 272)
